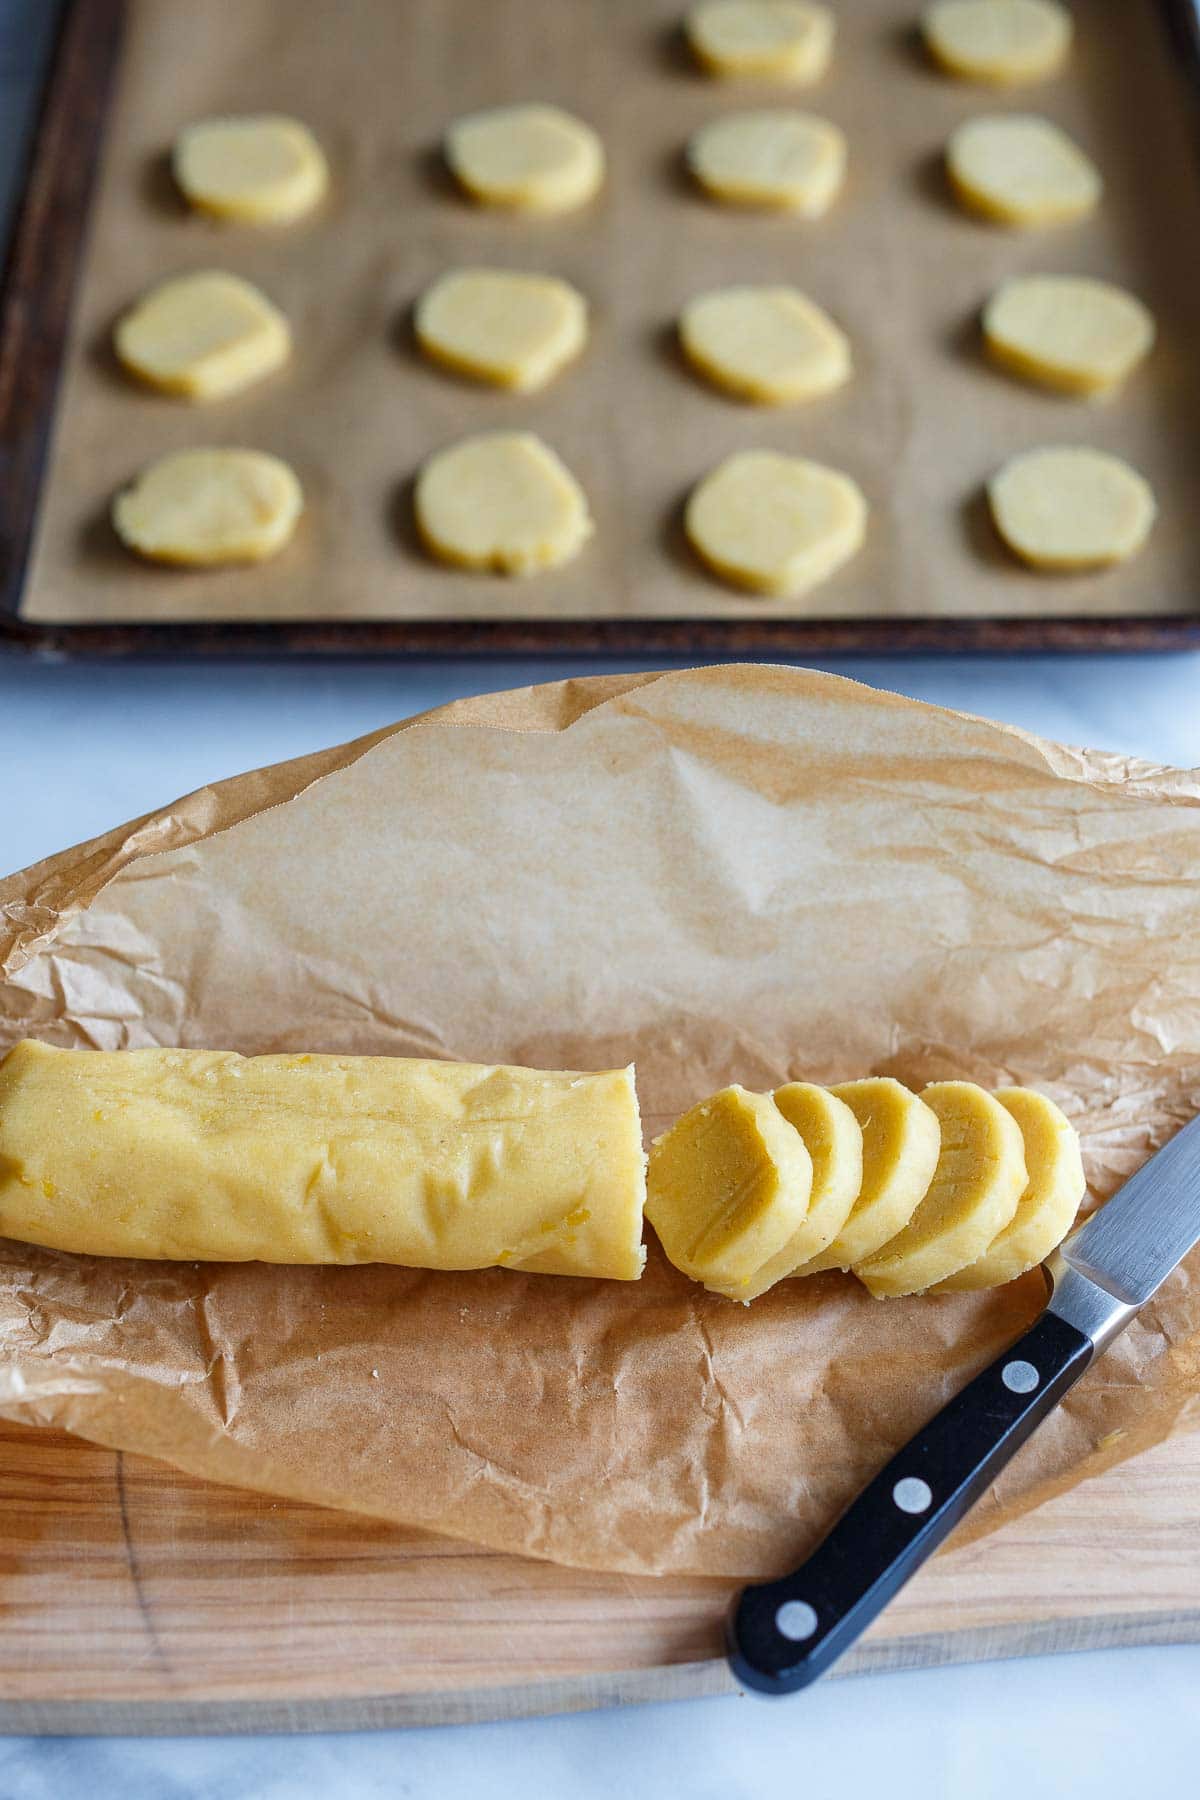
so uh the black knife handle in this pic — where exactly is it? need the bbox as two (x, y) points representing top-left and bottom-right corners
(727, 1308), (1093, 1695)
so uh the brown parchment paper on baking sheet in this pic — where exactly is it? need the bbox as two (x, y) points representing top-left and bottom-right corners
(1, 664), (1200, 1578)
(19, 0), (1200, 625)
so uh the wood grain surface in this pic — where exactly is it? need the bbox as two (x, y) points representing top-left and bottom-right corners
(1, 1414), (1197, 1735)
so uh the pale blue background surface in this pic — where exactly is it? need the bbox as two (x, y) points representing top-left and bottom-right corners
(3, 4), (1200, 1794)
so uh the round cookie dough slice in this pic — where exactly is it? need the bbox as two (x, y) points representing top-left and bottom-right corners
(946, 115), (1100, 225)
(854, 1082), (1027, 1297)
(646, 1085), (813, 1296)
(414, 268), (587, 391)
(173, 115), (328, 224)
(685, 0), (835, 83)
(415, 431), (592, 576)
(922, 0), (1072, 85)
(445, 104), (604, 213)
(988, 446), (1156, 570)
(687, 109), (846, 214)
(716, 1083), (864, 1301)
(114, 271), (291, 402)
(679, 285), (851, 405)
(937, 1088), (1086, 1289)
(113, 448), (302, 567)
(983, 274), (1155, 396)
(685, 449), (866, 598)
(797, 1078), (941, 1273)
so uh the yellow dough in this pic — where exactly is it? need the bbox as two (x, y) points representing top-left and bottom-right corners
(686, 109), (846, 214)
(685, 449), (866, 598)
(173, 115), (328, 224)
(679, 285), (851, 405)
(947, 115), (1100, 225)
(415, 431), (592, 576)
(724, 1083), (864, 1300)
(414, 268), (587, 392)
(114, 271), (291, 402)
(445, 104), (604, 213)
(923, 0), (1072, 85)
(855, 1082), (1027, 1297)
(646, 1085), (813, 1294)
(112, 448), (302, 567)
(988, 445), (1156, 570)
(938, 1088), (1085, 1289)
(685, 0), (835, 83)
(798, 1078), (942, 1273)
(983, 274), (1155, 396)
(0, 1041), (647, 1281)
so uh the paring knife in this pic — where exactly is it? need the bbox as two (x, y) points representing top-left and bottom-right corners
(727, 1112), (1200, 1695)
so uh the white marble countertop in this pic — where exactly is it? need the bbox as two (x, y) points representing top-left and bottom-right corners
(3, 6), (1200, 1794)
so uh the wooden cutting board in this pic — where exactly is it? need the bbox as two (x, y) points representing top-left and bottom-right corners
(1, 1416), (1197, 1735)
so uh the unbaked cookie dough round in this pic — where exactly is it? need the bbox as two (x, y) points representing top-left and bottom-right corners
(982, 273), (1155, 395)
(414, 268), (587, 391)
(444, 104), (604, 213)
(922, 0), (1072, 85)
(685, 0), (835, 83)
(679, 284), (850, 404)
(173, 115), (328, 224)
(113, 448), (303, 566)
(988, 445), (1156, 570)
(114, 270), (291, 402)
(686, 109), (846, 214)
(685, 449), (866, 596)
(415, 431), (592, 575)
(946, 114), (1100, 225)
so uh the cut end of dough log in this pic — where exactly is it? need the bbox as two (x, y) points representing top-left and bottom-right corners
(685, 449), (866, 598)
(685, 0), (835, 83)
(923, 0), (1072, 85)
(444, 104), (604, 213)
(646, 1085), (812, 1294)
(946, 114), (1101, 226)
(415, 268), (588, 391)
(173, 115), (328, 224)
(988, 445), (1157, 571)
(855, 1081), (1027, 1297)
(679, 285), (851, 405)
(982, 274), (1155, 396)
(112, 448), (303, 567)
(415, 431), (593, 576)
(114, 270), (291, 402)
(686, 109), (846, 214)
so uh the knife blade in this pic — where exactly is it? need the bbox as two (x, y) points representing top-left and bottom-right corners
(727, 1111), (1200, 1697)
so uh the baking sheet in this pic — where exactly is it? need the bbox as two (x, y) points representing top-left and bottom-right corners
(0, 664), (1198, 1579)
(18, 0), (1200, 625)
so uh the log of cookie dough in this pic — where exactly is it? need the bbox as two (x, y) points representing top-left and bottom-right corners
(0, 1041), (647, 1280)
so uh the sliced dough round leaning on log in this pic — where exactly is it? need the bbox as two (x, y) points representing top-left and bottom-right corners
(679, 285), (851, 405)
(721, 1083), (864, 1300)
(796, 1078), (941, 1273)
(922, 0), (1072, 85)
(414, 431), (592, 576)
(685, 0), (835, 83)
(414, 268), (587, 391)
(687, 110), (846, 214)
(173, 115), (328, 223)
(114, 270), (291, 402)
(988, 445), (1156, 571)
(646, 1085), (813, 1295)
(946, 115), (1101, 226)
(936, 1087), (1086, 1289)
(112, 448), (303, 566)
(982, 274), (1155, 396)
(855, 1081), (1026, 1297)
(445, 104), (604, 213)
(685, 449), (866, 598)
